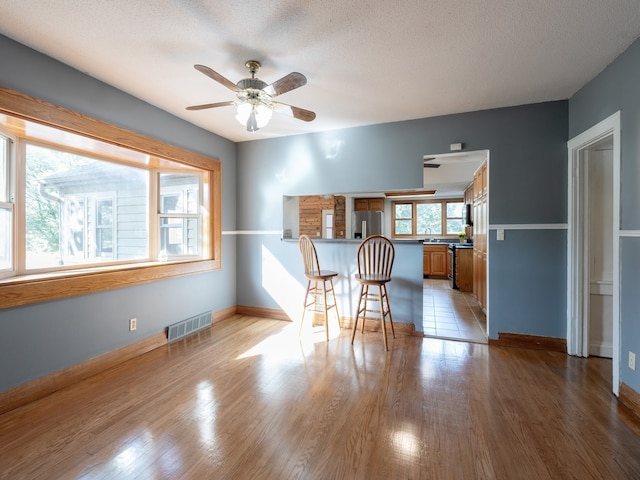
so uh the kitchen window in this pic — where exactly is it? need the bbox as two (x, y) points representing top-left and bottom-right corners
(0, 86), (221, 309)
(392, 199), (464, 238)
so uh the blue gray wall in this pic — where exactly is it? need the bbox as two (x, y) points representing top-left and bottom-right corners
(570, 37), (640, 392)
(236, 102), (569, 340)
(4, 29), (640, 397)
(0, 35), (237, 391)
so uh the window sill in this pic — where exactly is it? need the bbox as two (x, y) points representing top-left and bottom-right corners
(0, 259), (221, 310)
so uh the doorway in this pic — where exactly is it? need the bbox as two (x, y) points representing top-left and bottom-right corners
(567, 111), (621, 395)
(586, 137), (614, 358)
(421, 150), (489, 343)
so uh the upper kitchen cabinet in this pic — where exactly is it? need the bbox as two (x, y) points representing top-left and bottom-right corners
(473, 162), (487, 200)
(354, 197), (385, 211)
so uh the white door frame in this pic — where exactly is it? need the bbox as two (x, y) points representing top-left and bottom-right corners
(566, 111), (621, 395)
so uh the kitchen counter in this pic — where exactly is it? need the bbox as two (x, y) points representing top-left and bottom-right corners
(283, 238), (425, 244)
(424, 241), (474, 248)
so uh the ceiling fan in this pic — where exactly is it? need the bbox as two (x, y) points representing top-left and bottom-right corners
(186, 60), (316, 132)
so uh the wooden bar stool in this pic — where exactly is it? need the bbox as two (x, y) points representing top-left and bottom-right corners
(298, 235), (341, 341)
(351, 235), (395, 350)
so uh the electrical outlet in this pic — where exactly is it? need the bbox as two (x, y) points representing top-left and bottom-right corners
(629, 352), (636, 371)
(129, 318), (137, 332)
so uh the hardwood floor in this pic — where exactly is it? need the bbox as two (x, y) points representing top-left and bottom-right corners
(2, 316), (640, 479)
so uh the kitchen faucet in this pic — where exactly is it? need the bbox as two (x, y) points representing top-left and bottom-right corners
(425, 227), (435, 242)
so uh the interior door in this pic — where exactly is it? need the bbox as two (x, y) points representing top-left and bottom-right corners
(587, 142), (613, 358)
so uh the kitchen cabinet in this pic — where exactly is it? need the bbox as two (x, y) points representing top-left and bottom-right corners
(472, 162), (487, 309)
(354, 197), (384, 211)
(473, 162), (487, 200)
(455, 248), (473, 292)
(464, 184), (474, 205)
(423, 244), (448, 277)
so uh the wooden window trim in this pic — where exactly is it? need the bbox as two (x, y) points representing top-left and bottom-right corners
(391, 201), (415, 238)
(0, 86), (222, 310)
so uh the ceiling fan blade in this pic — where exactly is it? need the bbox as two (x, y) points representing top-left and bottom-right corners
(186, 101), (235, 111)
(263, 72), (307, 97)
(194, 64), (240, 92)
(273, 102), (316, 122)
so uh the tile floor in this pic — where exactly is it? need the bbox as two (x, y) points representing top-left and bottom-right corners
(423, 278), (487, 343)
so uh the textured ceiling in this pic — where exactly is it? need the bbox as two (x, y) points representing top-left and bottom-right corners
(1, 1), (640, 143)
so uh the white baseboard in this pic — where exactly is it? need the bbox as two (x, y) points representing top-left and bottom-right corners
(589, 343), (613, 358)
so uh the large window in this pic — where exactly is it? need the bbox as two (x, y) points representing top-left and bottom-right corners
(25, 143), (151, 270)
(392, 200), (464, 238)
(0, 86), (221, 309)
(17, 138), (205, 274)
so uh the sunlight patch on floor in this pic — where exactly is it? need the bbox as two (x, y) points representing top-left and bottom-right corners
(236, 322), (338, 361)
(390, 425), (421, 460)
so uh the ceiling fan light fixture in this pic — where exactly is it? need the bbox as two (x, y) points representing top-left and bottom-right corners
(246, 108), (258, 132)
(236, 100), (273, 132)
(188, 60), (314, 132)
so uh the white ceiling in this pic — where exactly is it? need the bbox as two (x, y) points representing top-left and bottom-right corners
(1, 1), (639, 144)
(423, 151), (488, 197)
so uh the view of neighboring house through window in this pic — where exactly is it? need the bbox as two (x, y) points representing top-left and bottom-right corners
(25, 143), (149, 270)
(159, 173), (200, 259)
(95, 198), (114, 258)
(392, 200), (464, 237)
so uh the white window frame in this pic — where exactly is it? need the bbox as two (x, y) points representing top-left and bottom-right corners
(95, 195), (115, 259)
(0, 127), (15, 279)
(322, 209), (334, 239)
(158, 172), (203, 260)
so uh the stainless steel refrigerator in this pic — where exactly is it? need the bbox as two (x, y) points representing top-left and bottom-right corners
(352, 210), (383, 238)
